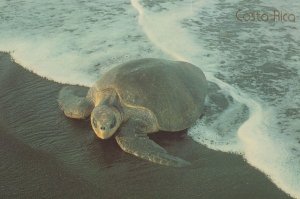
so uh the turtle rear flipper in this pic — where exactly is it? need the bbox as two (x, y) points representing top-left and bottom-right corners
(115, 120), (191, 167)
(58, 86), (94, 119)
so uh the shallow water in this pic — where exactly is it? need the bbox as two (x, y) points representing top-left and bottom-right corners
(0, 0), (299, 198)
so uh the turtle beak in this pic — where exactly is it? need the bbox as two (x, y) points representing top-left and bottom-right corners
(98, 128), (115, 139)
(97, 131), (113, 139)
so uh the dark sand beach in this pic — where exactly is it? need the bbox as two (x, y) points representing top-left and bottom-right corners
(0, 52), (292, 199)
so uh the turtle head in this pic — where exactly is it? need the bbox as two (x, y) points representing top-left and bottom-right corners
(91, 105), (122, 139)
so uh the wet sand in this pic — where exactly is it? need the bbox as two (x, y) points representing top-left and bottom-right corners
(0, 52), (292, 199)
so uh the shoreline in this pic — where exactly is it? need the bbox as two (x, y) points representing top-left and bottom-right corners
(0, 52), (292, 199)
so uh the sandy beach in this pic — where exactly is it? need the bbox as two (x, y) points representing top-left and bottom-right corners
(0, 52), (292, 199)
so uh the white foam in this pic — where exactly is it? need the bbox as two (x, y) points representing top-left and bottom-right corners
(131, 0), (199, 62)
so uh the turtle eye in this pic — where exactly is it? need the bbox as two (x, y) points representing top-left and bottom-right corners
(92, 119), (97, 128)
(109, 123), (114, 129)
(110, 117), (116, 129)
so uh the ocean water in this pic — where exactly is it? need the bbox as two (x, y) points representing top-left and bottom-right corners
(0, 0), (299, 198)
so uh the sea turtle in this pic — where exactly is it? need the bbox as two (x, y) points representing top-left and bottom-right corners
(58, 58), (207, 167)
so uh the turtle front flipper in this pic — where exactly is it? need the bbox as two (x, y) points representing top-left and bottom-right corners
(58, 86), (94, 119)
(115, 120), (191, 167)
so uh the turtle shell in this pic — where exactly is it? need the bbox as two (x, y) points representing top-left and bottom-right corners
(94, 58), (207, 131)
